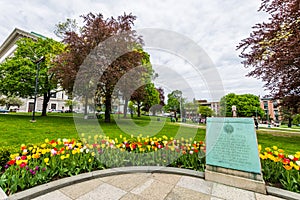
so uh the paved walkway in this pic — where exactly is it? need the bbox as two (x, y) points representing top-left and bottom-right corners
(29, 173), (283, 200)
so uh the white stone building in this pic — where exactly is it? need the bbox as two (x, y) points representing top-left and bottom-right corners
(0, 28), (69, 112)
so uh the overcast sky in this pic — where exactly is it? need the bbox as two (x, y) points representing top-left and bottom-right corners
(0, 0), (270, 101)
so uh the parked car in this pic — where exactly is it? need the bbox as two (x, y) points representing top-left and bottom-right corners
(48, 109), (64, 113)
(0, 109), (9, 113)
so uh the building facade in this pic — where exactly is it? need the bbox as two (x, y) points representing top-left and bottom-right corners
(260, 98), (281, 124)
(0, 28), (68, 112)
(197, 99), (220, 116)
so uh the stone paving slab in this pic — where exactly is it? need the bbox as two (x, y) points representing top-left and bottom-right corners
(255, 193), (285, 200)
(119, 192), (148, 200)
(103, 173), (152, 192)
(165, 186), (211, 200)
(211, 182), (256, 200)
(76, 183), (127, 200)
(32, 190), (72, 200)
(5, 167), (300, 200)
(131, 179), (174, 200)
(59, 178), (104, 199)
(176, 175), (213, 195)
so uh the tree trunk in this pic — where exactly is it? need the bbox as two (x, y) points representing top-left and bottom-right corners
(288, 117), (292, 128)
(84, 95), (88, 115)
(41, 91), (51, 116)
(137, 101), (141, 117)
(123, 96), (128, 118)
(105, 93), (112, 123)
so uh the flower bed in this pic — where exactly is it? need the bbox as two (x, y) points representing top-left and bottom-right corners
(1, 135), (299, 195)
(259, 145), (300, 193)
(0, 135), (206, 195)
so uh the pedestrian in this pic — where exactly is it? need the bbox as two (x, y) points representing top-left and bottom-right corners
(254, 118), (259, 130)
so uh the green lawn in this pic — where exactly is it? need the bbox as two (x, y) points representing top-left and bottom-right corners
(0, 113), (299, 154)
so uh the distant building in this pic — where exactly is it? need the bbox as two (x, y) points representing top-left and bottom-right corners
(196, 99), (220, 116)
(0, 28), (68, 112)
(260, 98), (281, 123)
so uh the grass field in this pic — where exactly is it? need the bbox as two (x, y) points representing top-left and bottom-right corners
(0, 113), (299, 154)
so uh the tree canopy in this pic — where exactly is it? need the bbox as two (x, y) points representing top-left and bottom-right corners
(165, 90), (184, 118)
(0, 37), (64, 116)
(198, 105), (214, 119)
(220, 93), (264, 117)
(237, 0), (300, 99)
(0, 96), (23, 110)
(54, 12), (147, 122)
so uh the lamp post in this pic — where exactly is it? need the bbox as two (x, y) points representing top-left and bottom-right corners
(31, 56), (45, 122)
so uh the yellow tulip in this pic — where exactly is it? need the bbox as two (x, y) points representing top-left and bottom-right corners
(259, 154), (266, 160)
(44, 158), (49, 163)
(278, 149), (284, 153)
(41, 144), (47, 148)
(265, 147), (271, 152)
(16, 160), (22, 165)
(273, 157), (281, 162)
(57, 138), (62, 145)
(283, 165), (292, 170)
(272, 146), (278, 150)
(45, 138), (49, 143)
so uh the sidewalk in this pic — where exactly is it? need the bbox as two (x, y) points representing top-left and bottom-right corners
(6, 167), (297, 200)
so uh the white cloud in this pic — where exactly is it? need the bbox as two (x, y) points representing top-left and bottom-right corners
(0, 0), (271, 101)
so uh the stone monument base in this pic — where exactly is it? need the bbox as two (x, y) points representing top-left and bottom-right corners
(205, 165), (266, 194)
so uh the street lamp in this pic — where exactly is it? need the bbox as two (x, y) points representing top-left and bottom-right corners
(31, 56), (45, 122)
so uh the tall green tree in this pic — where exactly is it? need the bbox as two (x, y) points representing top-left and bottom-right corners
(0, 37), (64, 116)
(130, 83), (159, 117)
(0, 96), (23, 110)
(116, 50), (154, 118)
(165, 90), (183, 119)
(220, 93), (264, 117)
(150, 87), (165, 115)
(198, 105), (214, 119)
(142, 83), (160, 114)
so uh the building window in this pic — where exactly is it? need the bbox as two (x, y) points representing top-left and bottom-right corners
(51, 104), (56, 110)
(263, 101), (268, 109)
(50, 93), (56, 98)
(273, 101), (278, 108)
